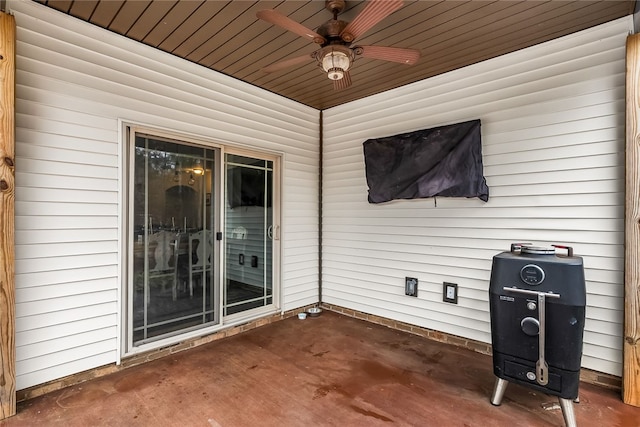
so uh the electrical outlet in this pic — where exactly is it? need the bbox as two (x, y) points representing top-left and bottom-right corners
(405, 277), (418, 297)
(443, 282), (458, 304)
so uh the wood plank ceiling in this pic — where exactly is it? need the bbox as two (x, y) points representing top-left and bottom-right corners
(35, 0), (634, 110)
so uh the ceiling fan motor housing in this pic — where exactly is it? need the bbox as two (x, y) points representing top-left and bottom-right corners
(317, 19), (349, 41)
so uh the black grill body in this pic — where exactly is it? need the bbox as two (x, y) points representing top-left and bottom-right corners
(489, 244), (586, 400)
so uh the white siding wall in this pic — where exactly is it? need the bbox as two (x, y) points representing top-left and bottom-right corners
(10, 0), (319, 389)
(225, 206), (273, 289)
(322, 17), (631, 376)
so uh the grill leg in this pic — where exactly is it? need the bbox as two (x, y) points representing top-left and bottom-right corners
(490, 377), (509, 406)
(559, 397), (577, 427)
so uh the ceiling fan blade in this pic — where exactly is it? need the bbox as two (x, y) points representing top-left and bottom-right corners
(262, 54), (315, 73)
(256, 9), (326, 44)
(340, 0), (404, 43)
(333, 70), (352, 91)
(357, 45), (420, 65)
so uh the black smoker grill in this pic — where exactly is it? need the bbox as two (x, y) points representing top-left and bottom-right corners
(489, 243), (586, 427)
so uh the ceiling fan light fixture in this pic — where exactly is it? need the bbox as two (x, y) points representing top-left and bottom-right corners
(321, 47), (351, 81)
(327, 67), (344, 81)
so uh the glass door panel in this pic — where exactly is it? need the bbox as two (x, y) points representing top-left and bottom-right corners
(224, 154), (274, 316)
(131, 134), (219, 345)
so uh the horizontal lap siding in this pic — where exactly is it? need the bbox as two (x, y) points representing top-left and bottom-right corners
(9, 0), (318, 389)
(225, 207), (273, 289)
(322, 17), (631, 376)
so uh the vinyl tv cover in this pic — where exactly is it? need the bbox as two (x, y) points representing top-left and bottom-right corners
(363, 119), (489, 203)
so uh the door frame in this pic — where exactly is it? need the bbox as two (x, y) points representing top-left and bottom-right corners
(119, 122), (282, 356)
(221, 147), (282, 323)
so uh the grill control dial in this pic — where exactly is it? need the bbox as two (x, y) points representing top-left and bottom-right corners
(521, 317), (540, 336)
(520, 264), (545, 285)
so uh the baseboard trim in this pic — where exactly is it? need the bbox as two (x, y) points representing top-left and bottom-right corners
(17, 302), (621, 402)
(320, 302), (622, 392)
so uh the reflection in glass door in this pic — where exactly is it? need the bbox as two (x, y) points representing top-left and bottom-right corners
(130, 134), (219, 345)
(224, 154), (274, 316)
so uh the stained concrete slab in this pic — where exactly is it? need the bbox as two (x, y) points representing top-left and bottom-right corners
(2, 311), (639, 426)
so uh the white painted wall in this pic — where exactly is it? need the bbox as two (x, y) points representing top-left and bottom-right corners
(10, 0), (319, 389)
(322, 17), (631, 376)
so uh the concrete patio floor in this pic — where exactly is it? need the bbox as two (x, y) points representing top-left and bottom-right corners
(2, 310), (639, 426)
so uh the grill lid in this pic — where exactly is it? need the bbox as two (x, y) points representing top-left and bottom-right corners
(509, 243), (575, 257)
(520, 246), (555, 255)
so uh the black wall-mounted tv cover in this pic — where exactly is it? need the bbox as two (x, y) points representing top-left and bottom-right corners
(363, 119), (489, 204)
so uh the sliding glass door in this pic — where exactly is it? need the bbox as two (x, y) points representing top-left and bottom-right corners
(125, 128), (280, 351)
(129, 133), (219, 346)
(224, 153), (276, 316)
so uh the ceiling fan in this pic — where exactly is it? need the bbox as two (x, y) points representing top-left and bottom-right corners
(256, 0), (420, 90)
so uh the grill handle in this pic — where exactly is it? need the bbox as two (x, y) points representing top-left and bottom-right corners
(510, 243), (533, 253)
(501, 287), (561, 299)
(536, 293), (549, 386)
(552, 244), (573, 257)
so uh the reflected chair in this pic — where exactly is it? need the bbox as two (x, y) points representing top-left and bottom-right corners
(188, 230), (213, 297)
(147, 230), (182, 301)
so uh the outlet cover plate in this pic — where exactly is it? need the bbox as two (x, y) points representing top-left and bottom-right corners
(443, 282), (458, 304)
(405, 277), (418, 297)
